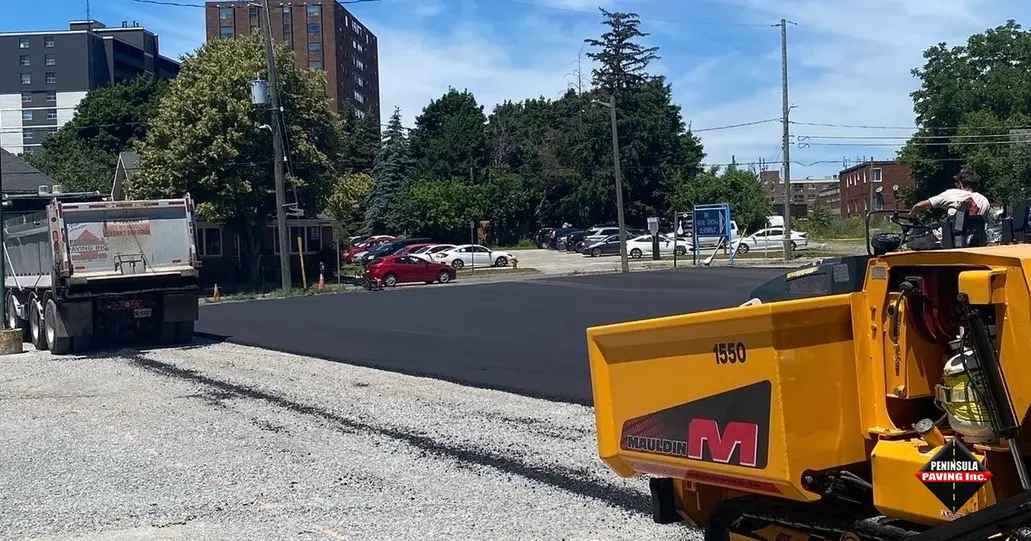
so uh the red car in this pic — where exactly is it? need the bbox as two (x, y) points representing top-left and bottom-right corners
(364, 255), (456, 287)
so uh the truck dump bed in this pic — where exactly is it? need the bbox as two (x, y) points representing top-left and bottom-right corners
(59, 199), (195, 281)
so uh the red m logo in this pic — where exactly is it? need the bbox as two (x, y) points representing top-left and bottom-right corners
(687, 418), (760, 467)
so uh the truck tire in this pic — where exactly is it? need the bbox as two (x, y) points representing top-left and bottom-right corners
(6, 293), (26, 340)
(29, 297), (47, 351)
(45, 299), (73, 355)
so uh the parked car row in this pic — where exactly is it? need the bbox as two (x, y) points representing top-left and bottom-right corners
(534, 222), (809, 259)
(343, 235), (517, 288)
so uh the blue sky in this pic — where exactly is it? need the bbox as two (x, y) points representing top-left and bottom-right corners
(9, 0), (1031, 177)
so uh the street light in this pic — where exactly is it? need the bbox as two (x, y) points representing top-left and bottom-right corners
(593, 96), (630, 274)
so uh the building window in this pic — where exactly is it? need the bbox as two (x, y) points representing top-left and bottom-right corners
(307, 22), (321, 34)
(307, 42), (321, 52)
(355, 109), (365, 120)
(282, 7), (292, 45)
(309, 60), (322, 70)
(22, 110), (33, 122)
(353, 58), (364, 70)
(20, 73), (31, 85)
(196, 226), (223, 258)
(47, 110), (57, 121)
(356, 75), (364, 88)
(353, 91), (364, 104)
(21, 93), (31, 105)
(19, 55), (30, 66)
(45, 55), (55, 66)
(44, 36), (54, 48)
(249, 6), (261, 31)
(220, 26), (234, 38)
(872, 168), (882, 182)
(306, 4), (320, 17)
(18, 38), (30, 49)
(219, 7), (234, 20)
(46, 92), (56, 104)
(45, 72), (56, 85)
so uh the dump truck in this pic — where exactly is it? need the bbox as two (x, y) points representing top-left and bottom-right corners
(588, 208), (1031, 539)
(3, 192), (200, 353)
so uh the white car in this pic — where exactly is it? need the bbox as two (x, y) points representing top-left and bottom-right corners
(412, 244), (455, 257)
(625, 235), (688, 259)
(734, 227), (808, 254)
(435, 244), (515, 269)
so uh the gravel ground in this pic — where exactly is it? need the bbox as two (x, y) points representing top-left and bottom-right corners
(0, 341), (700, 540)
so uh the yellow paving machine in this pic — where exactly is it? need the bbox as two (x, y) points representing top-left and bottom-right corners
(588, 208), (1031, 540)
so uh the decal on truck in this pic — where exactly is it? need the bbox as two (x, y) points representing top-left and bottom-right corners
(68, 224), (109, 261)
(620, 381), (771, 469)
(104, 220), (151, 237)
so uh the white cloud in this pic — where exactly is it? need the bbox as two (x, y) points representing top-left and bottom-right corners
(681, 0), (1026, 176)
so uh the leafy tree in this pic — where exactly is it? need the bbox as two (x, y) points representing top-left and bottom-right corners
(585, 9), (660, 92)
(26, 76), (167, 192)
(396, 178), (485, 241)
(410, 88), (488, 181)
(902, 21), (1031, 201)
(325, 172), (373, 236)
(670, 166), (771, 231)
(365, 108), (414, 233)
(132, 34), (343, 284)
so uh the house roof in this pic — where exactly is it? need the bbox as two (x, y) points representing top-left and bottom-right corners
(1, 149), (55, 194)
(110, 151), (140, 200)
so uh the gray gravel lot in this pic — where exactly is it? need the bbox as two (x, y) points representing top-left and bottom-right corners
(0, 341), (700, 540)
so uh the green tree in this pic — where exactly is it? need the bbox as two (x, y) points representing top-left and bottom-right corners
(902, 21), (1031, 201)
(585, 9), (660, 92)
(396, 178), (485, 241)
(670, 166), (771, 231)
(132, 34), (343, 284)
(26, 76), (167, 192)
(337, 105), (379, 174)
(410, 88), (488, 181)
(365, 108), (414, 233)
(325, 172), (373, 237)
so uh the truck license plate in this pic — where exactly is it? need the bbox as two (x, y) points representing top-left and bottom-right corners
(133, 308), (152, 319)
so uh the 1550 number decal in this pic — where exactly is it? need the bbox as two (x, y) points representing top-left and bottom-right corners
(713, 342), (747, 364)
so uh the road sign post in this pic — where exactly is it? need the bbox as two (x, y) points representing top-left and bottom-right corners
(647, 217), (660, 260)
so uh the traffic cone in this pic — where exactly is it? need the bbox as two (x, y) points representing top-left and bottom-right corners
(212, 283), (221, 302)
(317, 271), (325, 290)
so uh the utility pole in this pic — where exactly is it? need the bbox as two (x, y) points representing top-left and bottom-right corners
(261, 0), (292, 291)
(605, 94), (630, 273)
(777, 18), (794, 260)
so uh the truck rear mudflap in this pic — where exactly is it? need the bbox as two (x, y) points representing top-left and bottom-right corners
(587, 293), (869, 501)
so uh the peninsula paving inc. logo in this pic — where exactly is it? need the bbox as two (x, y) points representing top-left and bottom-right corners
(916, 439), (992, 512)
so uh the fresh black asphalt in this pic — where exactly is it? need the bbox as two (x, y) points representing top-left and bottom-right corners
(198, 268), (783, 405)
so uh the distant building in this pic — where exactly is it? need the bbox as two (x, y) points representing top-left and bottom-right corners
(0, 20), (179, 155)
(816, 185), (841, 215)
(760, 169), (838, 217)
(205, 1), (380, 126)
(838, 160), (913, 217)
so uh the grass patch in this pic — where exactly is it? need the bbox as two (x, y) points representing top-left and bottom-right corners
(204, 283), (358, 304)
(456, 267), (540, 277)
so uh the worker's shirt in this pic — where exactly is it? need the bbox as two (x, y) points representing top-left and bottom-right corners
(928, 189), (990, 216)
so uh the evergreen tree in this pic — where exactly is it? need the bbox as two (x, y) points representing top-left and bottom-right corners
(584, 9), (660, 93)
(337, 105), (379, 174)
(365, 108), (414, 233)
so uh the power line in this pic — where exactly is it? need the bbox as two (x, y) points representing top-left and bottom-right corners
(692, 117), (781, 132)
(129, 0), (380, 7)
(802, 140), (1031, 148)
(796, 133), (1021, 141)
(791, 120), (1031, 132)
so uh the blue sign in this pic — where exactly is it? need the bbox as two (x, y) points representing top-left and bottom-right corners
(694, 209), (725, 237)
(691, 203), (733, 264)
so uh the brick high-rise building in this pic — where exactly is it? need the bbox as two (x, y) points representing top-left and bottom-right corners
(205, 1), (380, 126)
